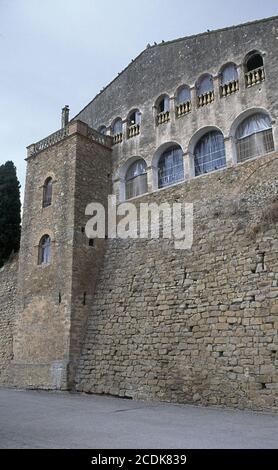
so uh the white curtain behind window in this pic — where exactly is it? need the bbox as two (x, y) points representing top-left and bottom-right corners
(221, 64), (238, 85)
(198, 75), (214, 96)
(125, 159), (147, 199)
(194, 131), (226, 175)
(236, 113), (274, 162)
(113, 119), (123, 135)
(177, 87), (191, 105)
(236, 114), (272, 139)
(158, 147), (184, 188)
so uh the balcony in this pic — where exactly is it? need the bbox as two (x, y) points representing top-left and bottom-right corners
(245, 66), (265, 88)
(113, 133), (123, 144)
(220, 80), (239, 97)
(157, 111), (170, 125)
(176, 101), (192, 117)
(128, 124), (140, 138)
(198, 91), (214, 107)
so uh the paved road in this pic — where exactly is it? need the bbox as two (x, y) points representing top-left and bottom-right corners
(0, 388), (277, 449)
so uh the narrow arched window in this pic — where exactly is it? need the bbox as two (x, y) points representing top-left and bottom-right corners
(194, 131), (226, 176)
(125, 159), (147, 200)
(158, 146), (184, 189)
(38, 235), (52, 265)
(43, 177), (53, 208)
(244, 52), (265, 87)
(196, 75), (214, 106)
(236, 113), (274, 163)
(220, 64), (239, 96)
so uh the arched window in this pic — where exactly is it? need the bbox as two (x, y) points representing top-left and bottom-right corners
(176, 86), (191, 106)
(157, 96), (170, 113)
(158, 146), (184, 188)
(112, 118), (123, 135)
(128, 110), (141, 126)
(42, 177), (53, 208)
(235, 113), (274, 163)
(98, 126), (107, 135)
(127, 110), (141, 138)
(112, 118), (123, 144)
(176, 86), (191, 116)
(220, 63), (239, 96)
(194, 131), (226, 176)
(245, 52), (263, 72)
(196, 75), (214, 106)
(38, 235), (52, 265)
(125, 159), (147, 200)
(244, 51), (265, 87)
(156, 95), (170, 125)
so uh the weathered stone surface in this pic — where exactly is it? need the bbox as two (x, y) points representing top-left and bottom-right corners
(0, 16), (277, 413)
(0, 256), (18, 384)
(76, 153), (278, 412)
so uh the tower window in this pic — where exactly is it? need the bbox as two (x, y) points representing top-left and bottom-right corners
(38, 235), (52, 265)
(42, 177), (53, 208)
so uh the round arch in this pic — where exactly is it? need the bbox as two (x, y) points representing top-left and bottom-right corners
(243, 50), (264, 72)
(152, 141), (185, 190)
(188, 126), (227, 177)
(111, 117), (123, 135)
(118, 156), (148, 201)
(230, 108), (275, 163)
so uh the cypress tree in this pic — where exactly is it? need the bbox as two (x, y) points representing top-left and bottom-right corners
(0, 161), (21, 268)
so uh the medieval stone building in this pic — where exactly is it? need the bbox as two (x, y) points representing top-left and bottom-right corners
(0, 16), (277, 411)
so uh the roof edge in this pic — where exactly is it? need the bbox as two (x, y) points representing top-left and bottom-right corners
(74, 14), (278, 120)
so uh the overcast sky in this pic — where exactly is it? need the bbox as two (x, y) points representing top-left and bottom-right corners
(0, 0), (277, 197)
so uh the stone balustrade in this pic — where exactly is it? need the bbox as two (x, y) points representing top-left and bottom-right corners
(245, 66), (265, 87)
(176, 101), (192, 117)
(128, 124), (140, 138)
(28, 121), (113, 157)
(220, 80), (239, 97)
(87, 127), (113, 147)
(31, 127), (70, 156)
(157, 111), (170, 125)
(113, 133), (123, 144)
(198, 91), (214, 107)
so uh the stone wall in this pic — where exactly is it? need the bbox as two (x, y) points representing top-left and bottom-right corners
(75, 15), (278, 191)
(76, 152), (278, 411)
(9, 122), (112, 390)
(0, 255), (18, 385)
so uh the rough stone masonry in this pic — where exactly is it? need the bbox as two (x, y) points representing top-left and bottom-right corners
(0, 16), (277, 412)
